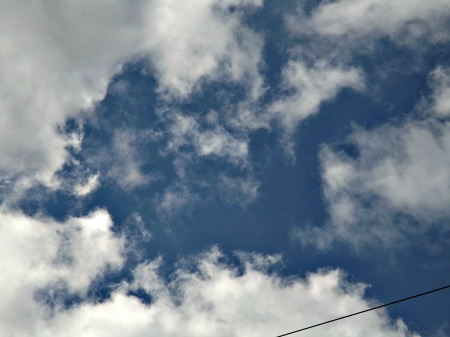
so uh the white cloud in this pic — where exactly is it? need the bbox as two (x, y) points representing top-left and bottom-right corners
(107, 130), (154, 189)
(291, 0), (450, 44)
(158, 60), (364, 204)
(73, 173), (100, 197)
(268, 61), (364, 155)
(0, 0), (144, 188)
(270, 61), (364, 129)
(0, 207), (124, 335)
(156, 184), (195, 218)
(295, 67), (450, 248)
(430, 67), (450, 117)
(155, 106), (263, 209)
(166, 112), (249, 166)
(0, 241), (418, 337)
(0, 192), (418, 336)
(315, 119), (450, 247)
(142, 0), (264, 98)
(0, 2), (437, 336)
(0, 0), (264, 193)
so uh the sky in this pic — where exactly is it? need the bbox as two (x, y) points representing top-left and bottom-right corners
(1, 0), (450, 336)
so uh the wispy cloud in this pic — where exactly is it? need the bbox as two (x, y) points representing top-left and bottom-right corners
(269, 60), (364, 155)
(298, 67), (450, 249)
(288, 0), (450, 46)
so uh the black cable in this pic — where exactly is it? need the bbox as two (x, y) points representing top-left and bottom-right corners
(275, 283), (450, 337)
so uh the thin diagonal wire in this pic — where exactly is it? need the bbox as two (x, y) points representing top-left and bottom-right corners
(275, 283), (450, 337)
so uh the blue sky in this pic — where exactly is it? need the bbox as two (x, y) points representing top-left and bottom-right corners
(2, 0), (450, 336)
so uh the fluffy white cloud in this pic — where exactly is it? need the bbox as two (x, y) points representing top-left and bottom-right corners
(0, 0), (142, 187)
(0, 208), (124, 335)
(0, 188), (418, 336)
(315, 119), (450, 247)
(298, 67), (450, 248)
(142, 0), (264, 98)
(0, 0), (264, 192)
(1, 238), (418, 337)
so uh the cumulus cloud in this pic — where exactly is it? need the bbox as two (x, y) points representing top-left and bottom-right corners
(142, 0), (265, 98)
(283, 1), (450, 248)
(315, 120), (450, 247)
(283, 0), (450, 113)
(84, 249), (415, 337)
(298, 67), (450, 248)
(0, 231), (418, 337)
(272, 0), (449, 162)
(0, 207), (124, 335)
(0, 0), (147, 188)
(0, 0), (264, 192)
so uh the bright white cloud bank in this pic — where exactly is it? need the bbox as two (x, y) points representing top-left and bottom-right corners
(0, 207), (418, 336)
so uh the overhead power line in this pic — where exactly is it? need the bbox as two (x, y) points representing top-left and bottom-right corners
(275, 283), (450, 337)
